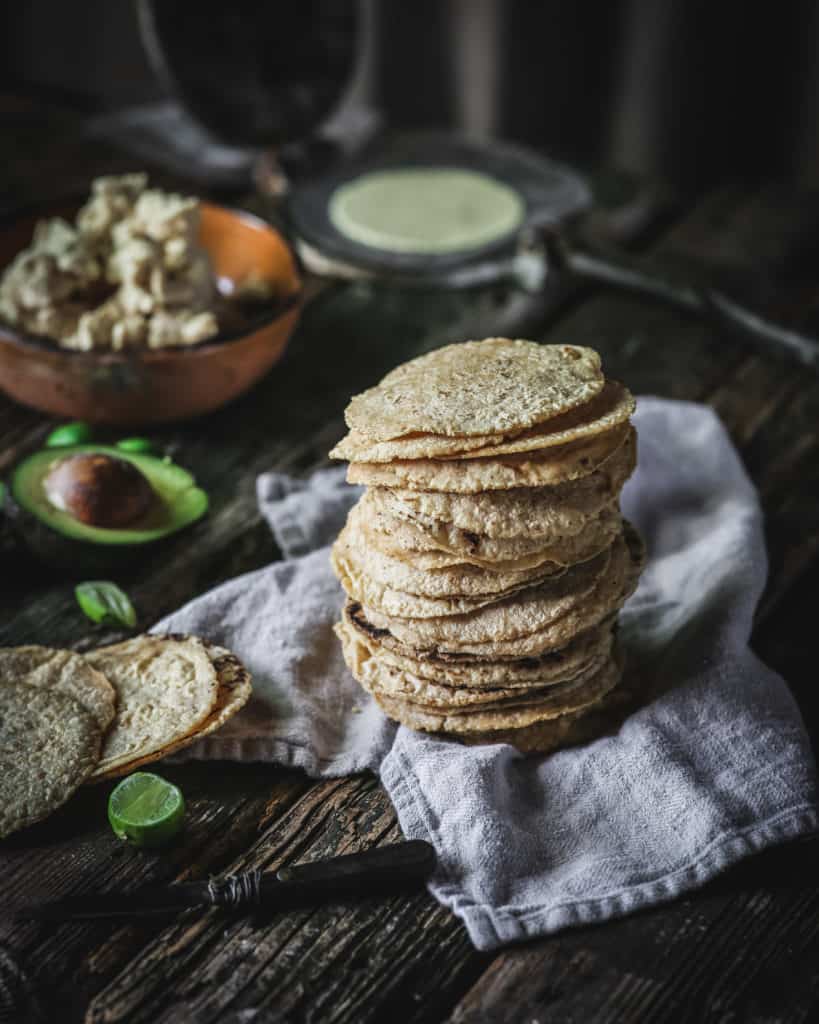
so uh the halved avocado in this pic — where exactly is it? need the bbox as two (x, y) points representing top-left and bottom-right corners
(5, 445), (208, 572)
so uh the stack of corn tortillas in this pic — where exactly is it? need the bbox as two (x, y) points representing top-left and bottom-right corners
(0, 635), (251, 838)
(330, 338), (646, 754)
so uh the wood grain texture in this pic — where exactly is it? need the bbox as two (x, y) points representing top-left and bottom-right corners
(0, 763), (312, 1021)
(1, 131), (819, 1023)
(85, 777), (487, 1024)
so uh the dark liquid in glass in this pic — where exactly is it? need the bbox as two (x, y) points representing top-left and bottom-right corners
(141, 0), (360, 147)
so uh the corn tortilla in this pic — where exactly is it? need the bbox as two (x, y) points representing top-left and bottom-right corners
(342, 605), (615, 684)
(371, 436), (635, 540)
(342, 339), (603, 441)
(371, 652), (621, 733)
(0, 683), (101, 838)
(334, 380), (632, 463)
(359, 525), (643, 656)
(85, 634), (220, 779)
(346, 424), (633, 494)
(0, 645), (115, 732)
(91, 641), (252, 780)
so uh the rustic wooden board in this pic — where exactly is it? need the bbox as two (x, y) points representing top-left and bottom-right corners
(1, 163), (818, 1023)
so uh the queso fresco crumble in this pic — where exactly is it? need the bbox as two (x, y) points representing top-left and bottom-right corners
(0, 174), (222, 351)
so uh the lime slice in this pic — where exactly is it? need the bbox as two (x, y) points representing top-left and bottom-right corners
(108, 772), (185, 848)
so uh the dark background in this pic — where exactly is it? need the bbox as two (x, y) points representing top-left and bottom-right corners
(2, 5), (819, 1023)
(3, 0), (819, 194)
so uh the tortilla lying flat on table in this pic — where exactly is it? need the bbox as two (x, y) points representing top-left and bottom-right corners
(0, 682), (102, 838)
(0, 645), (116, 732)
(0, 634), (252, 837)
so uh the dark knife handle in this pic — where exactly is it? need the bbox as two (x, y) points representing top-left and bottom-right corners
(15, 842), (438, 922)
(205, 840), (437, 912)
(268, 839), (437, 908)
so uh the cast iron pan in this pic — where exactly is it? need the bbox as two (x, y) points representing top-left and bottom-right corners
(285, 132), (592, 286)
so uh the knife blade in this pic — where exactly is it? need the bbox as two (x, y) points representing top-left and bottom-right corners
(13, 839), (436, 922)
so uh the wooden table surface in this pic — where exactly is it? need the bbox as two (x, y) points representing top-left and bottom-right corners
(2, 110), (819, 1023)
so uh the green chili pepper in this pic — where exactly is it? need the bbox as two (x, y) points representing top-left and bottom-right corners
(75, 581), (137, 628)
(116, 437), (155, 454)
(45, 422), (93, 448)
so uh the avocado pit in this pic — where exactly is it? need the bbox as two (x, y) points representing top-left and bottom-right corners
(44, 453), (155, 528)
(5, 443), (209, 571)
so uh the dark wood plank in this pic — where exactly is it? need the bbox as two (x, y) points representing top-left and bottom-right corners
(536, 184), (819, 622)
(0, 763), (313, 1021)
(84, 776), (487, 1024)
(754, 549), (819, 755)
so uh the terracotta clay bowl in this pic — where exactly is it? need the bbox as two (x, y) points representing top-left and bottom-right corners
(0, 200), (302, 424)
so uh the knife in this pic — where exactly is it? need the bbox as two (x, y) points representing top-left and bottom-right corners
(14, 840), (436, 922)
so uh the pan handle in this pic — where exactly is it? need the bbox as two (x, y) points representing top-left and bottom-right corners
(543, 232), (819, 371)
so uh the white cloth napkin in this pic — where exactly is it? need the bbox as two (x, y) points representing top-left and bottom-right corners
(157, 398), (818, 950)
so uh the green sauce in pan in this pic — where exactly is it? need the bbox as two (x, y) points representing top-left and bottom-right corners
(328, 168), (525, 255)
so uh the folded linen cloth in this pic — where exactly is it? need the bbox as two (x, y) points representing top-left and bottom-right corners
(156, 398), (818, 950)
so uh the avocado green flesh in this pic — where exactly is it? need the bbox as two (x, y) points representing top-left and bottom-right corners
(10, 445), (208, 545)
